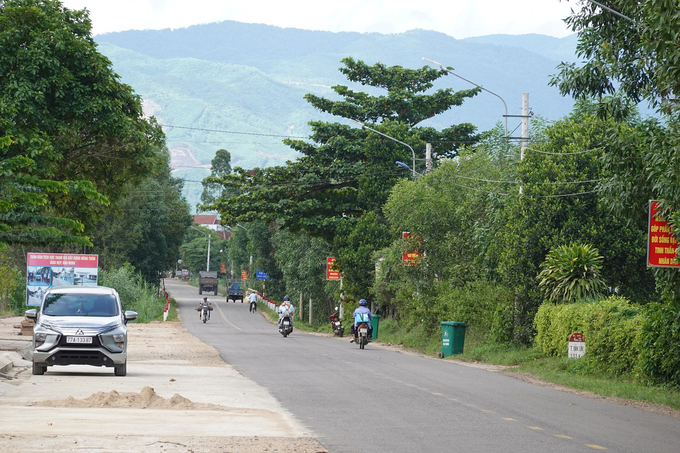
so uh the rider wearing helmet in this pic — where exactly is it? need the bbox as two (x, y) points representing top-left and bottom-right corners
(277, 295), (295, 327)
(199, 296), (211, 320)
(350, 299), (372, 342)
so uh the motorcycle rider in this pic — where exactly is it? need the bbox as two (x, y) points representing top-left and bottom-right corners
(248, 291), (258, 312)
(350, 299), (372, 343)
(277, 295), (295, 327)
(199, 296), (211, 320)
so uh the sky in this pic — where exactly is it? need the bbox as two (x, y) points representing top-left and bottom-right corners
(59, 0), (581, 39)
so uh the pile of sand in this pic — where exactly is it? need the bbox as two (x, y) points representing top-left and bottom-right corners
(35, 385), (225, 411)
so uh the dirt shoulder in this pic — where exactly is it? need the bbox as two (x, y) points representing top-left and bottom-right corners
(0, 317), (328, 453)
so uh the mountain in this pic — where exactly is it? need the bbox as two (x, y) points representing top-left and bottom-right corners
(94, 21), (578, 211)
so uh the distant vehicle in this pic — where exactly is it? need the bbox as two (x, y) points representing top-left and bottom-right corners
(25, 285), (137, 376)
(198, 271), (219, 295)
(227, 280), (244, 303)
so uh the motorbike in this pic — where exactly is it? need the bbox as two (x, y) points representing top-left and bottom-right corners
(356, 321), (370, 349)
(278, 310), (293, 337)
(249, 299), (257, 313)
(197, 303), (212, 323)
(329, 308), (344, 337)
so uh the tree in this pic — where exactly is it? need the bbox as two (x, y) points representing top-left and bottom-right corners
(205, 57), (480, 240)
(495, 104), (656, 342)
(553, 2), (680, 302)
(200, 149), (233, 208)
(0, 0), (165, 245)
(92, 157), (192, 283)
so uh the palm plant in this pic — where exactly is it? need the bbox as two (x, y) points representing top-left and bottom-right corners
(537, 243), (607, 304)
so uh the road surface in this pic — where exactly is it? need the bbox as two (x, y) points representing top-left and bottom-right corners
(169, 279), (680, 453)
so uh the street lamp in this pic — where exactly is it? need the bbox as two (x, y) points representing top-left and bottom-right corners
(396, 161), (423, 177)
(351, 119), (417, 179)
(190, 226), (211, 272)
(422, 57), (508, 137)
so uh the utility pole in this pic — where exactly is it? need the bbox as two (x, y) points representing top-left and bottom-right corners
(521, 92), (529, 161)
(425, 143), (433, 174)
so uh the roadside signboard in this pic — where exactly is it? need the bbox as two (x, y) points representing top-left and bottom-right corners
(568, 332), (586, 358)
(647, 200), (680, 268)
(26, 253), (99, 306)
(181, 269), (189, 277)
(256, 270), (269, 279)
(326, 257), (341, 280)
(402, 232), (422, 265)
(241, 270), (249, 280)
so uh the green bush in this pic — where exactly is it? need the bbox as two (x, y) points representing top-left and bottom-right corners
(534, 296), (643, 376)
(99, 264), (166, 323)
(636, 303), (680, 387)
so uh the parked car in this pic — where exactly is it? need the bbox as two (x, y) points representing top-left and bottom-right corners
(25, 286), (137, 376)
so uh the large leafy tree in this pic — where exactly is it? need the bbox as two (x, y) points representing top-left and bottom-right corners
(91, 154), (192, 283)
(206, 58), (479, 295)
(206, 57), (480, 240)
(553, 1), (680, 300)
(496, 104), (656, 342)
(0, 0), (165, 245)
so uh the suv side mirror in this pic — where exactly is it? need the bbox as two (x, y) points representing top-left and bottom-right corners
(124, 310), (138, 324)
(25, 309), (37, 320)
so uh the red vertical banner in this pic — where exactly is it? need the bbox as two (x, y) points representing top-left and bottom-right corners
(220, 263), (226, 273)
(326, 257), (341, 280)
(402, 232), (422, 265)
(647, 200), (680, 267)
(241, 270), (249, 280)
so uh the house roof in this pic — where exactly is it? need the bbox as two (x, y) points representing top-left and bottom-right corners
(193, 215), (220, 225)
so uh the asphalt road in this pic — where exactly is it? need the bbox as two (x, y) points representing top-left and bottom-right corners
(167, 279), (680, 453)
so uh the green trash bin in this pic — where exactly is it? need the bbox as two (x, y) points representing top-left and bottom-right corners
(440, 321), (468, 357)
(371, 314), (381, 340)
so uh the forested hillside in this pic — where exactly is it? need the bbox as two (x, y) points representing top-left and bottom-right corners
(95, 21), (578, 210)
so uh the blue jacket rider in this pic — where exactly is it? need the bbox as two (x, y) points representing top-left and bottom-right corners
(278, 295), (295, 326)
(351, 299), (372, 342)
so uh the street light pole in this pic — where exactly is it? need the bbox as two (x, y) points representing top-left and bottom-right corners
(351, 119), (417, 178)
(190, 226), (211, 272)
(422, 57), (508, 137)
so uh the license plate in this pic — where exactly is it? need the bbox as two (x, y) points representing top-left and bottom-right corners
(335, 322), (341, 326)
(283, 321), (290, 326)
(66, 336), (92, 344)
(359, 328), (367, 334)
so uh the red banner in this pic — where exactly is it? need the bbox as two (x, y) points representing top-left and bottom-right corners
(647, 200), (680, 267)
(402, 232), (422, 266)
(241, 270), (249, 280)
(27, 253), (98, 267)
(326, 257), (341, 280)
(220, 263), (226, 273)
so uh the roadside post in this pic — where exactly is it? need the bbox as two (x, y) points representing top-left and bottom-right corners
(568, 332), (586, 358)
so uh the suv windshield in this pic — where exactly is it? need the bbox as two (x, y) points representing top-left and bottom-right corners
(42, 293), (119, 317)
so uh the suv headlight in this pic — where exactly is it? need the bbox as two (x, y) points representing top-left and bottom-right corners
(34, 328), (60, 350)
(113, 334), (125, 349)
(35, 332), (46, 347)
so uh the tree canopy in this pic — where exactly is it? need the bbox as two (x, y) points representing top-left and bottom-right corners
(205, 57), (480, 241)
(0, 0), (165, 246)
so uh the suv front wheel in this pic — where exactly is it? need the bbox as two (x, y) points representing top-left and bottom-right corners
(32, 361), (46, 375)
(114, 361), (127, 376)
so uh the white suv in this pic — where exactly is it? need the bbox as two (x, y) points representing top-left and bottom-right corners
(25, 286), (137, 376)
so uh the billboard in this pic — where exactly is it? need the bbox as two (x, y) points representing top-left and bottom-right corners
(26, 253), (99, 306)
(647, 201), (680, 268)
(326, 257), (341, 280)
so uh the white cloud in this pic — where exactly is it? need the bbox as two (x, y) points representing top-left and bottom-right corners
(61, 0), (578, 38)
